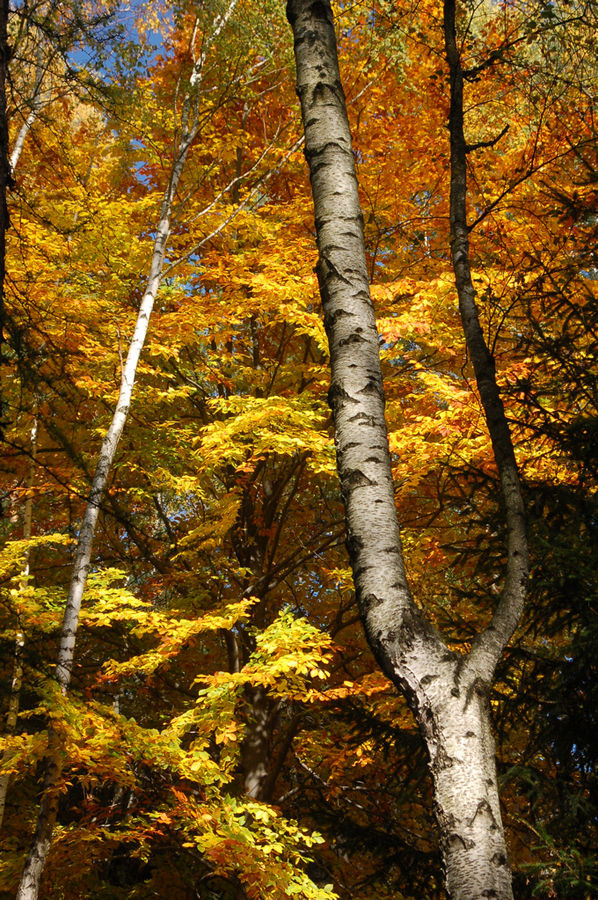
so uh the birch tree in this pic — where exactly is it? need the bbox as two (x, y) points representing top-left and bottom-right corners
(15, 3), (245, 897)
(286, 2), (529, 898)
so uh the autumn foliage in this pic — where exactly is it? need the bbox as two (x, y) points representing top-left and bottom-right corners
(0, 0), (596, 898)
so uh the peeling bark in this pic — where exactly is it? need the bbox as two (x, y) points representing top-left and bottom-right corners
(287, 2), (528, 897)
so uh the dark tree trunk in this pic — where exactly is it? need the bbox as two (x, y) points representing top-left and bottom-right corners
(443, 0), (529, 677)
(0, 0), (12, 440)
(286, 2), (529, 897)
(240, 684), (271, 799)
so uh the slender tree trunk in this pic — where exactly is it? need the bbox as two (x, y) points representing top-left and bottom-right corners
(14, 0), (242, 884)
(286, 2), (528, 898)
(0, 0), (11, 439)
(442, 0), (529, 680)
(240, 684), (271, 799)
(231, 502), (274, 801)
(10, 38), (47, 173)
(15, 171), (177, 900)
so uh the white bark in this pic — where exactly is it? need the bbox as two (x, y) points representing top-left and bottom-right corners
(10, 38), (47, 173)
(424, 679), (511, 900)
(286, 2), (525, 897)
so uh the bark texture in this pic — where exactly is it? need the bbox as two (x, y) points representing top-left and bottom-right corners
(240, 684), (271, 799)
(287, 2), (529, 897)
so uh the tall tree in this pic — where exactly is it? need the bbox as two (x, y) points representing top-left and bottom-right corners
(14, 3), (249, 897)
(286, 1), (529, 898)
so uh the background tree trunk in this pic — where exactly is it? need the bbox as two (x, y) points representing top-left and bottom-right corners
(0, 0), (11, 440)
(0, 417), (35, 830)
(16, 5), (240, 893)
(15, 161), (177, 900)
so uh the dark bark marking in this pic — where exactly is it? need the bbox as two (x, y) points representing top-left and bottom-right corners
(348, 412), (376, 425)
(310, 155), (349, 176)
(338, 332), (366, 347)
(346, 533), (364, 554)
(342, 468), (376, 489)
(317, 252), (352, 285)
(360, 592), (385, 609)
(465, 676), (489, 709)
(359, 378), (383, 397)
(468, 799), (499, 829)
(327, 382), (358, 410)
(449, 832), (475, 850)
(434, 744), (455, 772)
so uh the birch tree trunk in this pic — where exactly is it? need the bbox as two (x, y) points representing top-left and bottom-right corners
(15, 138), (180, 900)
(9, 37), (49, 173)
(16, 5), (240, 896)
(286, 2), (529, 898)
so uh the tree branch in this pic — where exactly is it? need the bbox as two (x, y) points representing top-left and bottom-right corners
(443, 0), (529, 683)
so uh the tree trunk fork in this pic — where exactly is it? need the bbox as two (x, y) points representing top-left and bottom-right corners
(287, 2), (529, 897)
